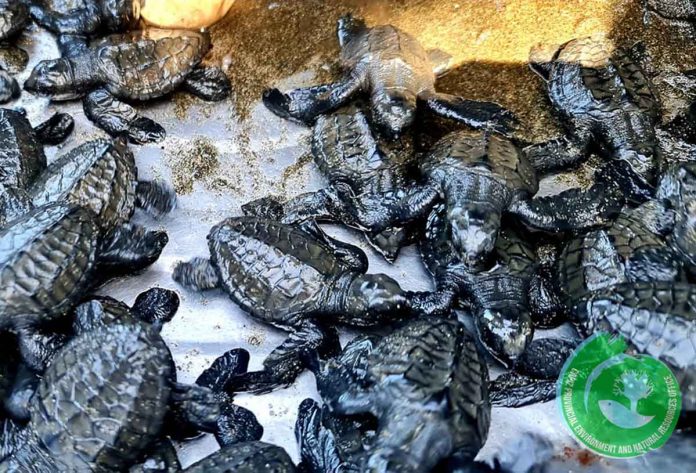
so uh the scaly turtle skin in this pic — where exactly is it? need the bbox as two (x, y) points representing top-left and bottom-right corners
(25, 29), (231, 143)
(0, 1), (30, 99)
(303, 317), (490, 472)
(0, 296), (261, 471)
(244, 105), (437, 261)
(526, 36), (660, 202)
(420, 202), (536, 366)
(572, 281), (696, 412)
(263, 14), (516, 139)
(183, 442), (296, 473)
(174, 217), (447, 394)
(29, 0), (140, 38)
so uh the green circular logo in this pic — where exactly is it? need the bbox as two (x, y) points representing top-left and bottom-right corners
(557, 333), (682, 458)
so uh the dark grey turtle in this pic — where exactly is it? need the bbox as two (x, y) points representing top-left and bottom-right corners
(526, 36), (660, 202)
(243, 105), (436, 262)
(263, 13), (517, 139)
(0, 294), (261, 471)
(182, 442), (296, 473)
(302, 317), (490, 472)
(25, 28), (231, 143)
(420, 202), (536, 366)
(173, 216), (448, 394)
(571, 281), (696, 413)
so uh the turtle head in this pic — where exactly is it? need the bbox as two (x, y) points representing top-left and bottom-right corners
(371, 89), (417, 139)
(529, 42), (560, 81)
(475, 307), (533, 368)
(25, 59), (82, 100)
(346, 273), (408, 324)
(448, 204), (500, 269)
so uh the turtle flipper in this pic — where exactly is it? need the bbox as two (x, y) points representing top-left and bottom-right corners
(136, 181), (177, 217)
(131, 288), (180, 325)
(298, 220), (369, 273)
(195, 349), (263, 447)
(0, 71), (20, 103)
(17, 329), (68, 372)
(29, 2), (101, 35)
(98, 223), (169, 275)
(226, 322), (340, 394)
(0, 419), (25, 462)
(168, 383), (220, 436)
(508, 183), (624, 233)
(0, 184), (32, 226)
(513, 338), (579, 379)
(596, 160), (654, 204)
(56, 34), (90, 59)
(523, 132), (591, 175)
(489, 372), (557, 407)
(84, 89), (166, 144)
(420, 91), (518, 135)
(241, 196), (286, 220)
(32, 112), (74, 145)
(263, 78), (362, 125)
(184, 67), (232, 102)
(295, 399), (345, 473)
(4, 365), (39, 422)
(172, 257), (220, 291)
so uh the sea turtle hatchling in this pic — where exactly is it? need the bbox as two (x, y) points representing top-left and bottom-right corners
(24, 28), (232, 143)
(301, 317), (490, 472)
(173, 216), (449, 394)
(0, 293), (262, 471)
(525, 36), (660, 202)
(263, 13), (517, 139)
(243, 105), (438, 262)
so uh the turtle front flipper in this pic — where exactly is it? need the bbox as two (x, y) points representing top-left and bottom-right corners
(298, 219), (369, 273)
(56, 34), (90, 59)
(489, 372), (557, 408)
(195, 349), (263, 446)
(263, 77), (363, 125)
(131, 288), (180, 325)
(226, 321), (340, 394)
(98, 223), (169, 276)
(168, 383), (221, 437)
(17, 328), (69, 372)
(596, 159), (654, 204)
(523, 132), (591, 175)
(183, 67), (232, 102)
(32, 112), (74, 145)
(0, 71), (20, 103)
(508, 183), (624, 233)
(84, 88), (166, 144)
(28, 2), (101, 36)
(295, 399), (347, 473)
(4, 365), (39, 422)
(135, 180), (177, 217)
(419, 91), (518, 135)
(173, 257), (221, 291)
(0, 184), (32, 226)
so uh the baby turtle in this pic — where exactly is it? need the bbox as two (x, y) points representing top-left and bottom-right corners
(183, 442), (296, 473)
(572, 281), (695, 413)
(421, 204), (537, 366)
(526, 36), (659, 202)
(304, 317), (490, 472)
(25, 29), (231, 143)
(244, 105), (436, 261)
(174, 217), (448, 393)
(263, 14), (516, 139)
(0, 293), (260, 471)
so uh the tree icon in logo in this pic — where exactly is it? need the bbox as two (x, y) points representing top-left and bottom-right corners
(598, 370), (655, 429)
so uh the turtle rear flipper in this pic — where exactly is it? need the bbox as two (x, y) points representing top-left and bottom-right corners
(98, 223), (169, 276)
(0, 71), (20, 104)
(136, 181), (177, 217)
(184, 67), (231, 102)
(296, 399), (346, 473)
(523, 132), (591, 175)
(84, 88), (166, 144)
(489, 372), (557, 407)
(172, 257), (221, 291)
(419, 91), (518, 136)
(226, 322), (340, 394)
(509, 183), (624, 233)
(33, 112), (74, 145)
(241, 195), (287, 220)
(131, 288), (180, 326)
(262, 78), (362, 125)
